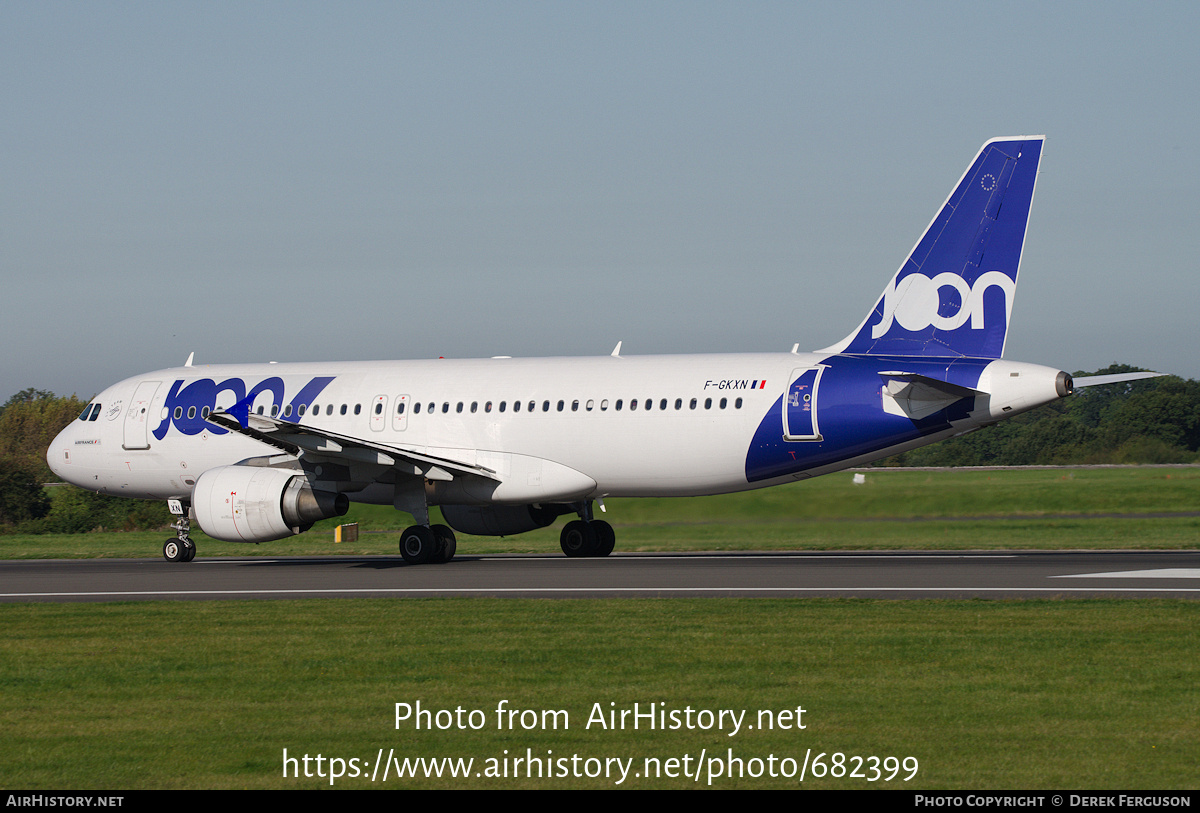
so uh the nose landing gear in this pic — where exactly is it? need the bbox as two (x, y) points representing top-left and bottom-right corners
(163, 501), (196, 562)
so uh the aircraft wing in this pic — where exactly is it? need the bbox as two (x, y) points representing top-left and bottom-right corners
(205, 410), (499, 483)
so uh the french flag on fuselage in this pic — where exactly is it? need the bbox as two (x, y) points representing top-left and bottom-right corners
(752, 380), (766, 389)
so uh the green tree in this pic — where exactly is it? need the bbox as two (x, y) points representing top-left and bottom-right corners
(0, 388), (175, 534)
(0, 463), (51, 525)
(0, 390), (88, 483)
(0, 388), (55, 418)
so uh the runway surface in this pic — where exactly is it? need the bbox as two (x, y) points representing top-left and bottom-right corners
(3, 550), (1200, 601)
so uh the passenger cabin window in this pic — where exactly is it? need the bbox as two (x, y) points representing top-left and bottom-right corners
(353, 404), (361, 415)
(340, 404), (347, 415)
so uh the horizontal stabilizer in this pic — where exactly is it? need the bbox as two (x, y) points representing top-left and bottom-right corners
(878, 371), (984, 420)
(1073, 371), (1164, 388)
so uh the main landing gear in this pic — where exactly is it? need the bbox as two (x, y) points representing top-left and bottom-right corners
(399, 524), (457, 565)
(559, 499), (615, 558)
(163, 508), (196, 562)
(395, 498), (615, 564)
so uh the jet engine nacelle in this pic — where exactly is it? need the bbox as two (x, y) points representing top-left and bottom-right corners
(192, 465), (348, 543)
(440, 503), (571, 537)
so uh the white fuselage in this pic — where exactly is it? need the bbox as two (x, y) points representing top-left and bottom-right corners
(47, 351), (1066, 508)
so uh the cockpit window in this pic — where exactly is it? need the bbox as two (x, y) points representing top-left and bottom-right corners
(79, 405), (92, 421)
(79, 403), (101, 421)
(89, 404), (101, 421)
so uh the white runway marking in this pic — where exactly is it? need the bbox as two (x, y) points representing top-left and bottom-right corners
(1052, 568), (1200, 579)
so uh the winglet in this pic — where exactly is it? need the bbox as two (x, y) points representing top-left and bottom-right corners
(611, 341), (623, 358)
(219, 393), (257, 429)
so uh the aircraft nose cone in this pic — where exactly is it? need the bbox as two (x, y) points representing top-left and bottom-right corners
(46, 426), (73, 482)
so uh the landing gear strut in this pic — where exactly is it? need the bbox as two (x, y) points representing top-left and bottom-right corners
(394, 479), (455, 565)
(164, 504), (196, 562)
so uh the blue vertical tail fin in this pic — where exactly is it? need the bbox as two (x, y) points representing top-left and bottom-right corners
(825, 136), (1044, 359)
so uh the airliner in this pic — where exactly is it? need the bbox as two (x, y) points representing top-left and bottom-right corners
(46, 136), (1157, 564)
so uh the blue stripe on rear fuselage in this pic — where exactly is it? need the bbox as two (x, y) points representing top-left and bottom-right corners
(744, 355), (989, 482)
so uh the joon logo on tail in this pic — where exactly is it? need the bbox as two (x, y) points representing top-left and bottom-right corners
(872, 270), (1015, 338)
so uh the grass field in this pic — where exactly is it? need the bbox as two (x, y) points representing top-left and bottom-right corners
(2, 599), (1197, 789)
(2, 467), (1197, 789)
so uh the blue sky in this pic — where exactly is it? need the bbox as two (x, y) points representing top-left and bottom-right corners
(3, 2), (1197, 399)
